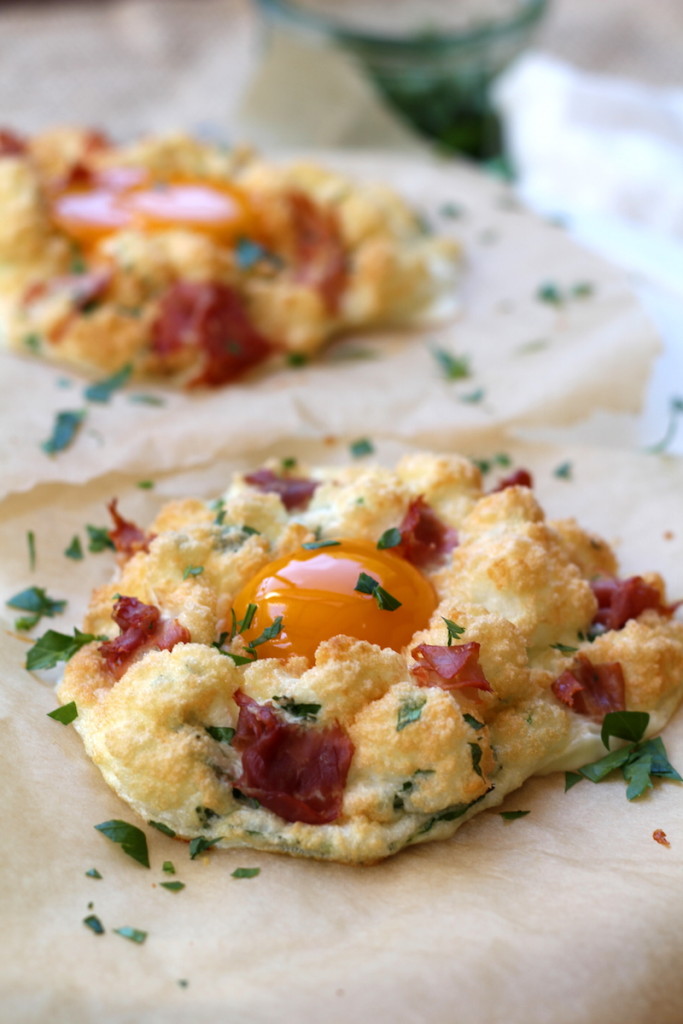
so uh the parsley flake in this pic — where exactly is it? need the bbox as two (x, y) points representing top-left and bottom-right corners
(85, 868), (102, 879)
(114, 927), (147, 944)
(646, 396), (683, 454)
(377, 528), (402, 550)
(83, 914), (105, 935)
(47, 701), (78, 725)
(27, 531), (36, 571)
(443, 618), (465, 646)
(286, 352), (308, 368)
(94, 820), (150, 868)
(205, 726), (236, 744)
(162, 861), (175, 874)
(536, 282), (564, 307)
(553, 461), (573, 480)
(349, 437), (374, 458)
(576, 712), (682, 800)
(235, 237), (281, 270)
(499, 810), (530, 821)
(551, 642), (579, 654)
(232, 867), (260, 879)
(247, 617), (284, 650)
(86, 524), (115, 553)
(189, 836), (218, 859)
(148, 821), (176, 838)
(26, 627), (105, 670)
(397, 695), (427, 732)
(160, 881), (185, 893)
(469, 743), (484, 778)
(128, 393), (165, 407)
(41, 409), (86, 455)
(84, 363), (133, 403)
(8, 586), (67, 630)
(354, 572), (401, 611)
(182, 565), (204, 580)
(463, 713), (484, 730)
(64, 535), (84, 560)
(431, 346), (470, 380)
(564, 772), (583, 791)
(273, 697), (321, 721)
(302, 539), (341, 550)
(136, 480), (154, 490)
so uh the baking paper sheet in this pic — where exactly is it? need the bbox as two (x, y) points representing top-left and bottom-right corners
(2, 436), (682, 1024)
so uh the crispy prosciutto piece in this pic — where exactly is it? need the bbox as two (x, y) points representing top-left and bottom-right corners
(591, 575), (670, 632)
(0, 129), (27, 157)
(232, 690), (354, 825)
(151, 281), (273, 388)
(491, 468), (533, 492)
(288, 190), (348, 313)
(551, 654), (625, 718)
(107, 499), (151, 558)
(99, 595), (190, 680)
(243, 467), (319, 511)
(394, 497), (458, 570)
(411, 641), (493, 694)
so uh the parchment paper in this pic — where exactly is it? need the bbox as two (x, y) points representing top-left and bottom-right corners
(2, 436), (682, 1024)
(0, 152), (661, 500)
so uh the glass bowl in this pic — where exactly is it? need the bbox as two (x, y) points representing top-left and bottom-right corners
(255, 0), (549, 161)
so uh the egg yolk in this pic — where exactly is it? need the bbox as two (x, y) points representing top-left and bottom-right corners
(231, 539), (438, 663)
(51, 171), (256, 247)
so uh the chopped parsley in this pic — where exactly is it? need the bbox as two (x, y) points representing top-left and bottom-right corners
(160, 881), (185, 893)
(114, 927), (147, 944)
(286, 352), (309, 368)
(85, 868), (102, 879)
(7, 586), (67, 630)
(573, 711), (682, 799)
(354, 572), (401, 611)
(205, 725), (236, 744)
(247, 617), (284, 650)
(349, 437), (374, 458)
(148, 821), (176, 838)
(47, 701), (78, 725)
(26, 627), (105, 670)
(64, 535), (84, 560)
(499, 810), (530, 821)
(572, 281), (594, 299)
(443, 618), (465, 646)
(83, 914), (105, 935)
(397, 695), (427, 732)
(41, 409), (86, 455)
(646, 396), (683, 455)
(182, 565), (204, 580)
(469, 743), (484, 778)
(536, 282), (563, 307)
(273, 697), (321, 721)
(235, 237), (282, 271)
(128, 393), (165, 407)
(564, 771), (583, 791)
(27, 531), (36, 571)
(86, 524), (115, 553)
(232, 867), (260, 879)
(84, 363), (133, 403)
(301, 539), (341, 550)
(431, 346), (470, 380)
(377, 528), (402, 550)
(162, 861), (176, 874)
(136, 480), (154, 490)
(23, 332), (42, 352)
(281, 457), (297, 470)
(94, 820), (150, 868)
(553, 461), (573, 480)
(189, 836), (218, 859)
(463, 713), (484, 730)
(551, 642), (579, 654)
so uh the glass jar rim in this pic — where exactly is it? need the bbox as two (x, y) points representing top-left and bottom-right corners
(256, 0), (548, 52)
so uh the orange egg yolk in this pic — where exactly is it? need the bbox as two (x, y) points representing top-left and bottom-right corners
(231, 539), (438, 663)
(51, 171), (256, 247)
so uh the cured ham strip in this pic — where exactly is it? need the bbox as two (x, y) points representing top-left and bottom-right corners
(395, 497), (458, 569)
(288, 190), (348, 313)
(491, 468), (533, 492)
(551, 653), (625, 718)
(591, 575), (669, 632)
(232, 690), (354, 825)
(0, 129), (27, 156)
(107, 499), (150, 558)
(99, 595), (190, 680)
(411, 641), (493, 693)
(151, 281), (272, 387)
(244, 467), (319, 511)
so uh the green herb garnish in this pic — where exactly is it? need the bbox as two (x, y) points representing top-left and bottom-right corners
(148, 821), (176, 838)
(377, 527), (402, 550)
(645, 396), (683, 455)
(432, 347), (470, 380)
(551, 642), (579, 654)
(247, 617), (284, 650)
(160, 881), (185, 893)
(85, 868), (102, 879)
(182, 565), (204, 580)
(553, 461), (573, 480)
(564, 771), (583, 791)
(23, 332), (41, 352)
(443, 618), (465, 646)
(205, 726), (236, 744)
(469, 743), (483, 778)
(64, 535), (84, 560)
(354, 572), (401, 611)
(273, 697), (321, 721)
(84, 363), (133, 403)
(128, 393), (165, 407)
(576, 711), (682, 799)
(499, 810), (530, 821)
(162, 861), (175, 874)
(286, 352), (308, 368)
(114, 927), (147, 944)
(83, 914), (105, 935)
(26, 627), (105, 670)
(349, 437), (374, 458)
(7, 586), (67, 630)
(27, 531), (36, 571)
(94, 820), (150, 868)
(47, 701), (78, 725)
(189, 836), (218, 859)
(235, 237), (281, 270)
(86, 524), (115, 553)
(536, 282), (564, 307)
(463, 713), (484, 730)
(301, 539), (341, 550)
(137, 480), (154, 490)
(232, 867), (260, 879)
(397, 695), (427, 732)
(41, 409), (86, 455)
